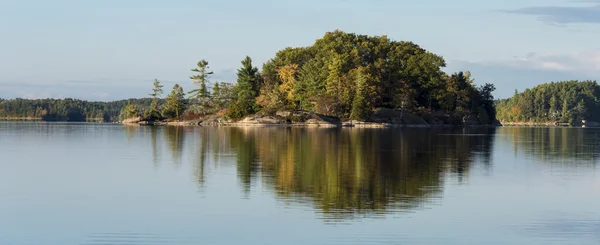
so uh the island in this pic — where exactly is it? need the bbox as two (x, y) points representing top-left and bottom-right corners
(0, 30), (507, 127)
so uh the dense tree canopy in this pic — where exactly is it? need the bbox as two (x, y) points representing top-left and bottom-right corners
(496, 80), (600, 124)
(251, 30), (496, 122)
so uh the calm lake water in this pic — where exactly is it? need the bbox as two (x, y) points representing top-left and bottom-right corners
(1, 122), (599, 245)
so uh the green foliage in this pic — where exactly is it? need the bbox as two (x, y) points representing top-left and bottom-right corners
(0, 98), (156, 122)
(121, 101), (141, 119)
(189, 59), (213, 114)
(350, 67), (373, 120)
(496, 80), (600, 124)
(163, 84), (187, 119)
(211, 82), (235, 111)
(147, 79), (164, 120)
(258, 30), (495, 122)
(227, 56), (261, 119)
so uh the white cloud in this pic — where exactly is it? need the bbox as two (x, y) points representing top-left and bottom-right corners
(485, 50), (600, 75)
(447, 50), (600, 99)
(503, 2), (600, 25)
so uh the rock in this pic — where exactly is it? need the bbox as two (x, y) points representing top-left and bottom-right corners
(121, 117), (142, 124)
(276, 110), (292, 117)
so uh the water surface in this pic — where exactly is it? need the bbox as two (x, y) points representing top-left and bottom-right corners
(1, 122), (599, 244)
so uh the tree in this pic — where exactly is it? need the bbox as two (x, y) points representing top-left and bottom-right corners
(189, 60), (213, 114)
(211, 82), (235, 111)
(121, 101), (141, 120)
(496, 80), (600, 124)
(549, 95), (558, 120)
(148, 79), (164, 119)
(228, 56), (260, 119)
(477, 83), (496, 124)
(576, 99), (587, 122)
(163, 84), (187, 119)
(277, 64), (299, 108)
(350, 68), (372, 120)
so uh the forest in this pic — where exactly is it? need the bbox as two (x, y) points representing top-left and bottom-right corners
(495, 80), (600, 124)
(0, 98), (156, 122)
(1, 30), (498, 124)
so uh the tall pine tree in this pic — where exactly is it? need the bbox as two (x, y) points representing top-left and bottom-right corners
(189, 60), (213, 114)
(148, 79), (164, 119)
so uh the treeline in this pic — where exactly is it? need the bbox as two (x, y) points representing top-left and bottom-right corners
(0, 98), (156, 122)
(496, 80), (600, 124)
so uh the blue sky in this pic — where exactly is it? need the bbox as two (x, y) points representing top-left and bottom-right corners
(1, 0), (600, 101)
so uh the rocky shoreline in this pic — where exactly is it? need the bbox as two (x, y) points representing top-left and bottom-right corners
(122, 109), (497, 128)
(500, 121), (564, 126)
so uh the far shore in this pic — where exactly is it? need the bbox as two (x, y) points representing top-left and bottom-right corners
(1, 117), (41, 121)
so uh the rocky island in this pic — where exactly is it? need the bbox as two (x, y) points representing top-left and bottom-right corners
(2, 31), (499, 127)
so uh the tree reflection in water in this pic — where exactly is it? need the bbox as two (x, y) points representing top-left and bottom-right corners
(160, 126), (496, 221)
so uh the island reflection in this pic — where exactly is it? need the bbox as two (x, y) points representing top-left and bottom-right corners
(153, 126), (496, 221)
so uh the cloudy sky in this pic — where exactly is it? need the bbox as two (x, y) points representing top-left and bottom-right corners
(1, 0), (599, 101)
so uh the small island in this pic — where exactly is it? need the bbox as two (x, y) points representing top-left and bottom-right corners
(0, 30), (512, 127)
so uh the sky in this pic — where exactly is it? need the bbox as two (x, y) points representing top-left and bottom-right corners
(1, 0), (600, 101)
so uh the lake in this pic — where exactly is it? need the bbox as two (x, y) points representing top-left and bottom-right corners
(1, 122), (599, 245)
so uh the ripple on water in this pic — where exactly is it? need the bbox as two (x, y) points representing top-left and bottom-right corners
(81, 232), (200, 245)
(519, 212), (600, 244)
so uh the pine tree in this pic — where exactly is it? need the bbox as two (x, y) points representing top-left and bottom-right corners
(189, 60), (213, 114)
(164, 84), (187, 119)
(227, 56), (260, 119)
(148, 79), (164, 119)
(121, 101), (140, 120)
(576, 99), (587, 122)
(211, 82), (221, 110)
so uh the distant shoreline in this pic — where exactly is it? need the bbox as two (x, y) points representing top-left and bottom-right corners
(0, 117), (105, 122)
(0, 117), (41, 121)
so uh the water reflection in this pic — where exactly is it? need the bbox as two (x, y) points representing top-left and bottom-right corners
(164, 126), (185, 165)
(499, 127), (600, 167)
(523, 212), (600, 243)
(159, 126), (496, 221)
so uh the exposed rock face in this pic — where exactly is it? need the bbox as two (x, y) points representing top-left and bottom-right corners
(235, 116), (286, 125)
(275, 110), (292, 117)
(233, 111), (342, 127)
(121, 117), (142, 124)
(123, 108), (492, 128)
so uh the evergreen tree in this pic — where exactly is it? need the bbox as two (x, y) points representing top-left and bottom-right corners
(211, 82), (235, 111)
(189, 60), (213, 114)
(228, 56), (260, 119)
(549, 95), (558, 120)
(576, 99), (587, 122)
(163, 84), (187, 119)
(121, 101), (141, 120)
(350, 67), (372, 120)
(148, 79), (164, 119)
